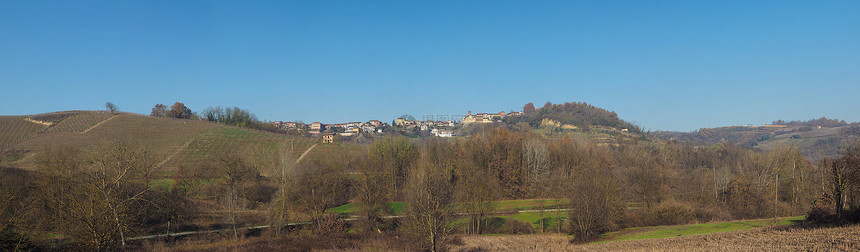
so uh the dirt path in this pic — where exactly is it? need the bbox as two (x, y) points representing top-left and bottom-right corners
(295, 143), (318, 164)
(155, 137), (195, 169)
(81, 114), (119, 133)
(23, 118), (53, 127)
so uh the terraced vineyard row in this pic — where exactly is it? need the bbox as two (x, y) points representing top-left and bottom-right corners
(44, 112), (114, 133)
(163, 126), (315, 171)
(3, 113), (316, 172)
(0, 117), (48, 149)
(8, 114), (222, 169)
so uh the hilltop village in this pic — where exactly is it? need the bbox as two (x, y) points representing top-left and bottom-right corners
(269, 110), (521, 140)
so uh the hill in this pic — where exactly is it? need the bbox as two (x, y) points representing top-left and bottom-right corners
(505, 102), (641, 133)
(0, 111), (319, 171)
(656, 119), (860, 159)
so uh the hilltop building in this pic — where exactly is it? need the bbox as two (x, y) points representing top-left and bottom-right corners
(462, 110), (515, 124)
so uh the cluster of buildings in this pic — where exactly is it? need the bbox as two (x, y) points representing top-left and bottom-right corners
(272, 109), (524, 142)
(394, 118), (456, 137)
(461, 110), (522, 124)
(271, 120), (385, 136)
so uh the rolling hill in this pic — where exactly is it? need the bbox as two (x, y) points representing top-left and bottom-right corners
(0, 111), (320, 171)
(656, 123), (860, 159)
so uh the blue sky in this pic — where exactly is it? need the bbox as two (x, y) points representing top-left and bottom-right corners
(1, 1), (858, 131)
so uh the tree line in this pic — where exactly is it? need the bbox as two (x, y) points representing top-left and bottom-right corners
(506, 102), (642, 133)
(150, 102), (286, 133)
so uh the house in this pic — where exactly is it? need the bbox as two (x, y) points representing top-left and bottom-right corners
(435, 129), (453, 137)
(361, 125), (376, 133)
(310, 122), (324, 134)
(322, 133), (336, 143)
(345, 125), (360, 133)
(368, 120), (383, 127)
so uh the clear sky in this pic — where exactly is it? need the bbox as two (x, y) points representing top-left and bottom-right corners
(2, 1), (858, 131)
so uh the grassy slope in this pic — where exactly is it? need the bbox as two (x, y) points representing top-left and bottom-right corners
(595, 216), (804, 243)
(755, 126), (856, 159)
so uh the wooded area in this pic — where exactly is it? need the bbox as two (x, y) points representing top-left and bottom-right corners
(1, 126), (859, 251)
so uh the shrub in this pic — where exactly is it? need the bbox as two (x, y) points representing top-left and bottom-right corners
(315, 212), (349, 237)
(499, 219), (535, 234)
(648, 200), (696, 225)
(481, 217), (534, 235)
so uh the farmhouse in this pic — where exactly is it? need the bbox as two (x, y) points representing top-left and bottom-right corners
(322, 133), (336, 143)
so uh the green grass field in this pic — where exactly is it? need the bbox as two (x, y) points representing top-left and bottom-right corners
(496, 211), (567, 231)
(494, 199), (568, 211)
(593, 216), (804, 244)
(327, 202), (408, 215)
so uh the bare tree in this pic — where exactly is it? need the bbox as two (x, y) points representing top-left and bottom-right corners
(824, 143), (860, 219)
(290, 162), (350, 234)
(524, 138), (550, 186)
(567, 146), (621, 242)
(368, 136), (417, 200)
(36, 142), (157, 250)
(456, 162), (497, 235)
(104, 102), (118, 114)
(0, 167), (40, 251)
(404, 159), (457, 252)
(352, 161), (391, 234)
(268, 140), (295, 237)
(213, 154), (257, 239)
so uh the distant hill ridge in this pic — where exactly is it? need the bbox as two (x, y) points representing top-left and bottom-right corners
(655, 118), (860, 159)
